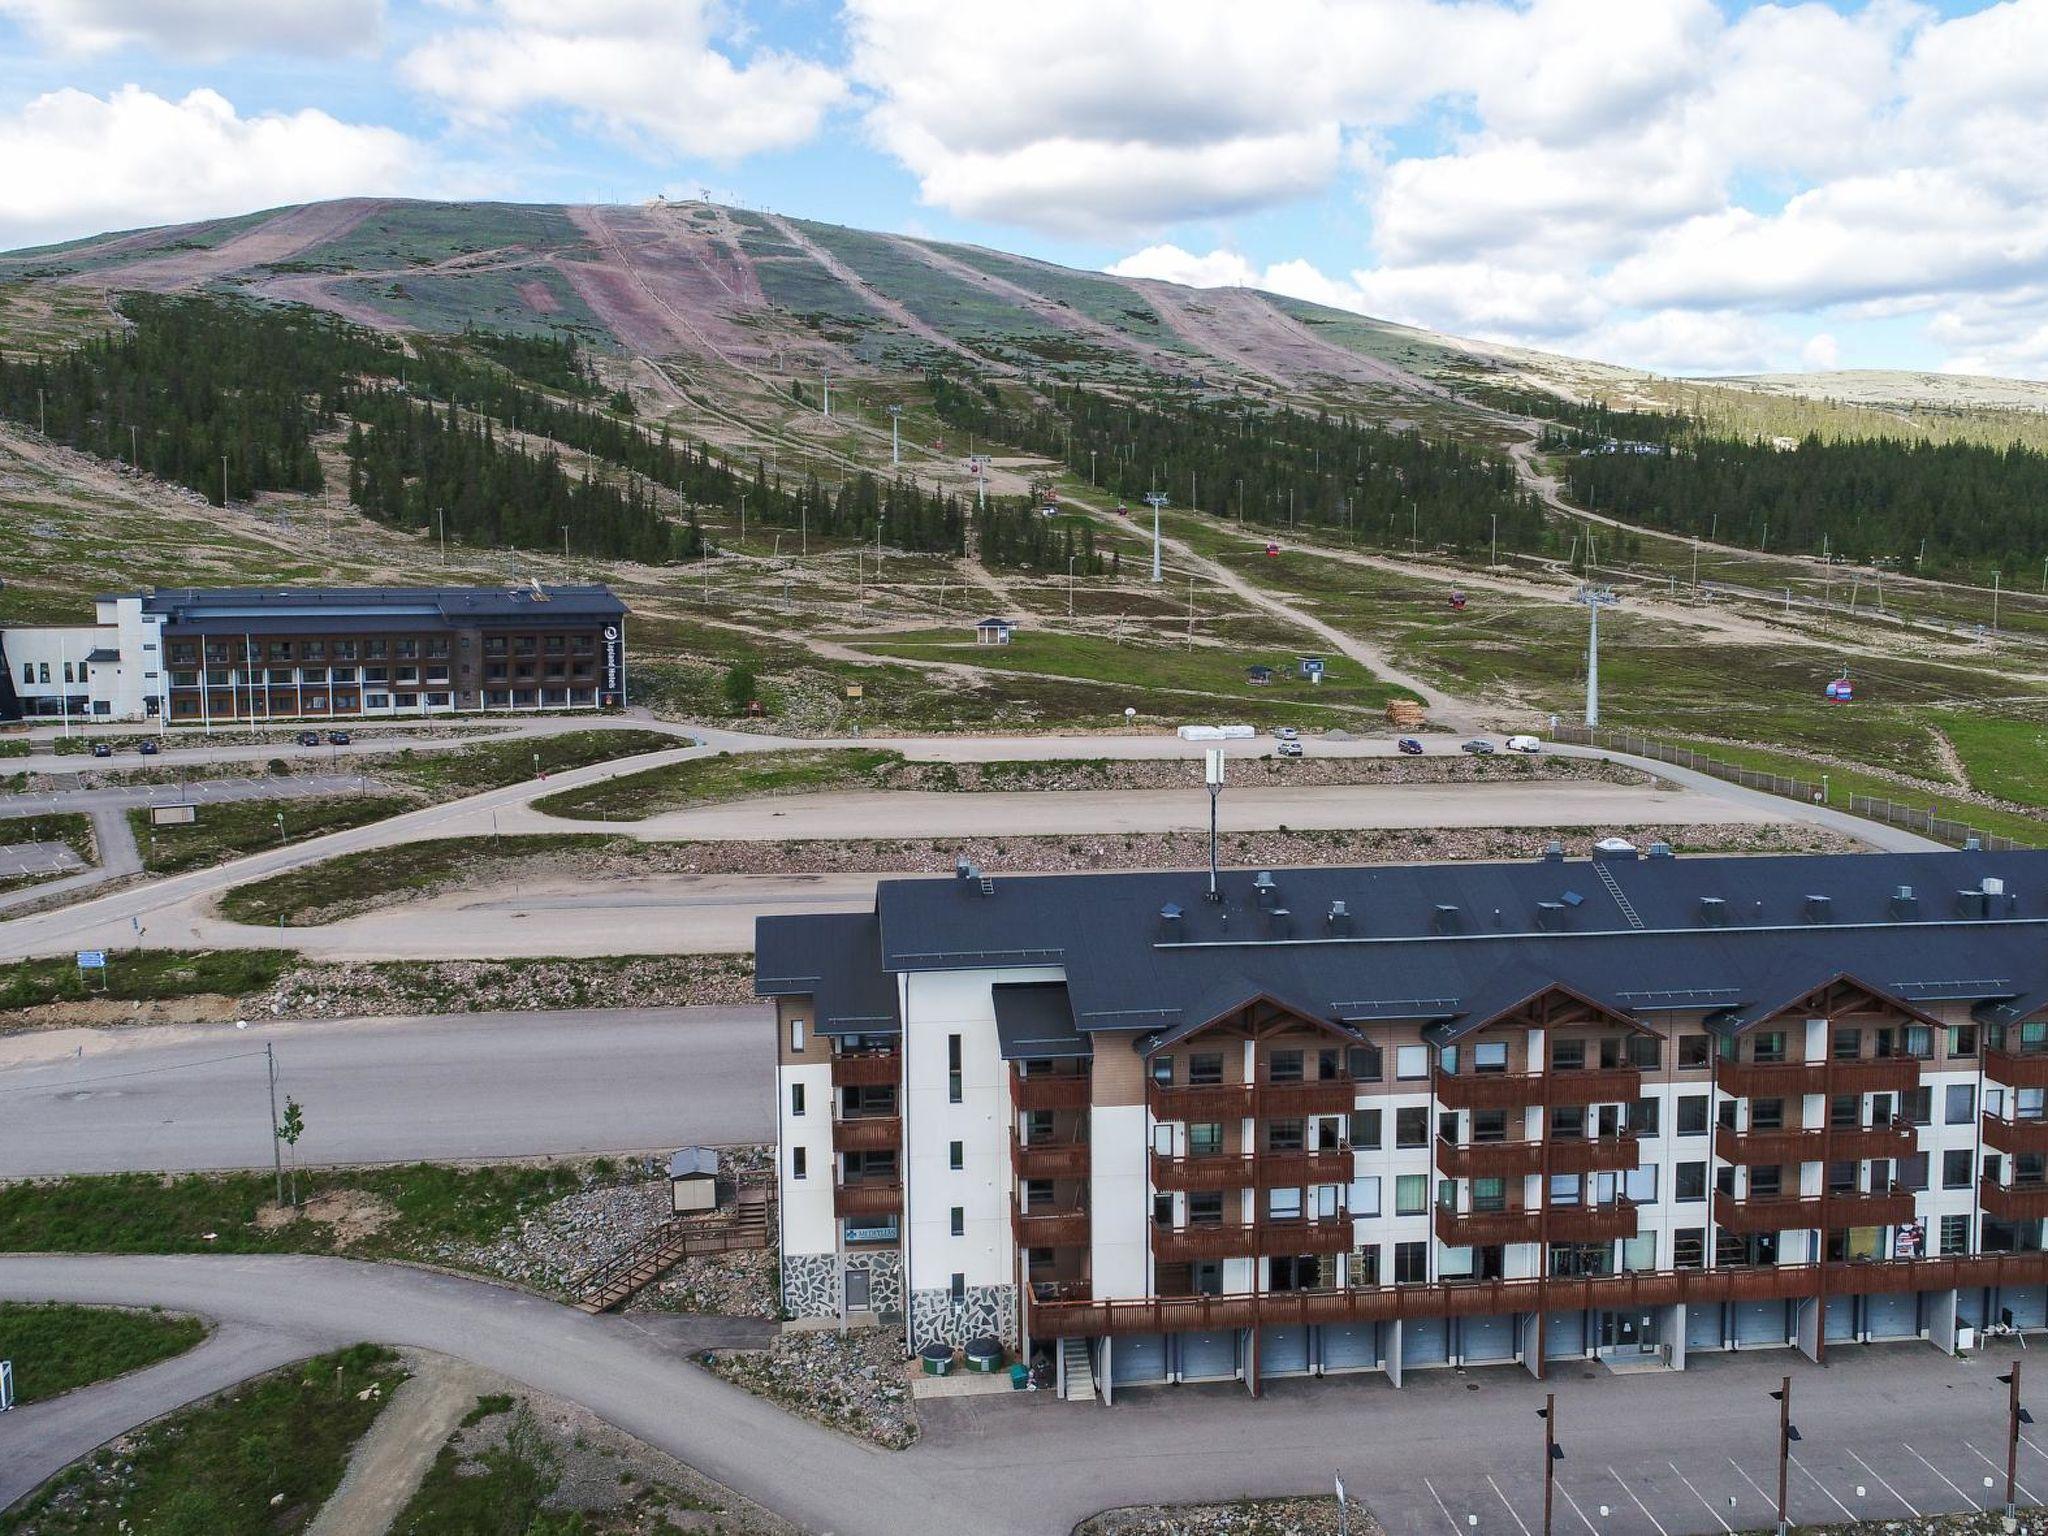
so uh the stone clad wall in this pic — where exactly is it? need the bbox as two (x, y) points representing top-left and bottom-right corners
(909, 1283), (1018, 1351)
(782, 1252), (839, 1318)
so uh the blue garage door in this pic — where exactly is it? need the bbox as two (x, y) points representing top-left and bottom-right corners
(1735, 1300), (1787, 1346)
(1686, 1303), (1726, 1353)
(1866, 1291), (1919, 1340)
(2001, 1285), (2048, 1330)
(1261, 1326), (1310, 1377)
(1403, 1316), (1449, 1370)
(1180, 1329), (1238, 1382)
(1825, 1295), (1857, 1343)
(1544, 1311), (1585, 1360)
(1462, 1312), (1518, 1363)
(1111, 1333), (1168, 1387)
(1319, 1322), (1378, 1373)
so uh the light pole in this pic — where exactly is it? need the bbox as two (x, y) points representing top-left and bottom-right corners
(1144, 492), (1167, 584)
(822, 370), (831, 418)
(889, 404), (901, 466)
(1537, 1393), (1561, 1536)
(561, 526), (570, 561)
(1999, 1360), (2032, 1518)
(1068, 554), (1078, 616)
(1769, 1376), (1800, 1536)
(1203, 748), (1224, 902)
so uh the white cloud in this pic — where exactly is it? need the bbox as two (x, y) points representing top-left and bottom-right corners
(0, 0), (382, 58)
(1802, 332), (1841, 371)
(401, 0), (845, 161)
(1107, 244), (1260, 290)
(0, 85), (425, 250)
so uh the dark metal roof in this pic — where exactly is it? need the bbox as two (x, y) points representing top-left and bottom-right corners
(754, 910), (900, 1036)
(820, 849), (2048, 1043)
(143, 585), (625, 631)
(83, 648), (120, 663)
(992, 982), (1091, 1061)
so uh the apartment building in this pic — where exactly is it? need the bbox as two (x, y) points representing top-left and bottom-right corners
(757, 844), (2048, 1400)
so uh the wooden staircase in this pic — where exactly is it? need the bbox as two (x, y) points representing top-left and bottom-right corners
(572, 1182), (771, 1314)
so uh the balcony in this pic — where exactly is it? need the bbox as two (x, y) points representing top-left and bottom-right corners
(1259, 1147), (1355, 1186)
(1014, 1133), (1091, 1180)
(1151, 1219), (1352, 1264)
(1436, 1138), (1543, 1179)
(1256, 1076), (1358, 1117)
(1549, 1199), (1640, 1242)
(1985, 1049), (2048, 1091)
(1716, 1186), (1916, 1234)
(831, 1115), (901, 1152)
(1151, 1150), (1250, 1192)
(1718, 1057), (1920, 1097)
(1433, 1066), (1641, 1110)
(834, 1179), (902, 1217)
(1013, 1201), (1090, 1249)
(1715, 1125), (1816, 1166)
(1983, 1114), (2048, 1158)
(1826, 1121), (1917, 1162)
(1012, 1067), (1091, 1112)
(1434, 1206), (1542, 1247)
(1980, 1177), (2048, 1223)
(1548, 1134), (1642, 1176)
(1147, 1080), (1255, 1121)
(1825, 1186), (1917, 1228)
(831, 1049), (899, 1088)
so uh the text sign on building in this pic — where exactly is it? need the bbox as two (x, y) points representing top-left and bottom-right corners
(75, 950), (106, 971)
(601, 625), (622, 703)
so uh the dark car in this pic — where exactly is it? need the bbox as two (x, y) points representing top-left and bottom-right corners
(295, 730), (321, 747)
(1460, 738), (1496, 755)
(327, 730), (352, 745)
(1397, 737), (1423, 755)
(89, 741), (113, 758)
(138, 738), (160, 755)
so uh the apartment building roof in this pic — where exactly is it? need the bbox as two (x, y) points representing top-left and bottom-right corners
(136, 584), (625, 633)
(757, 848), (2048, 1051)
(756, 910), (900, 1036)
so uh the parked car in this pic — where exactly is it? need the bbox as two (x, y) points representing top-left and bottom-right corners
(138, 738), (160, 755)
(1460, 738), (1496, 755)
(1274, 726), (1300, 742)
(1506, 734), (1542, 753)
(1397, 737), (1424, 755)
(1277, 740), (1304, 758)
(295, 730), (321, 747)
(89, 741), (113, 758)
(327, 729), (352, 745)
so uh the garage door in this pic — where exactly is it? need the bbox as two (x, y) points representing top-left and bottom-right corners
(1180, 1329), (1239, 1382)
(1320, 1322), (1378, 1373)
(1735, 1300), (1788, 1346)
(1866, 1291), (1919, 1340)
(1544, 1311), (1586, 1360)
(1403, 1316), (1450, 1370)
(1111, 1333), (1168, 1387)
(1825, 1295), (1857, 1343)
(1261, 1326), (1310, 1377)
(2001, 1285), (2048, 1330)
(1462, 1313), (1519, 1363)
(1686, 1303), (1726, 1353)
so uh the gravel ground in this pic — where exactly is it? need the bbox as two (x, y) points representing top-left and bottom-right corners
(1076, 1498), (1385, 1536)
(706, 1327), (916, 1450)
(264, 953), (757, 1019)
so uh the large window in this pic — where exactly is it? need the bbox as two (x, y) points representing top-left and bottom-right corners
(1474, 1041), (1509, 1073)
(947, 1034), (962, 1103)
(1395, 1045), (1428, 1081)
(1349, 1177), (1381, 1217)
(1348, 1108), (1382, 1149)
(1676, 1094), (1709, 1135)
(1678, 1033), (1710, 1068)
(1943, 1149), (1975, 1189)
(1946, 1083), (1977, 1125)
(1187, 1052), (1222, 1085)
(1395, 1107), (1428, 1148)
(1550, 1038), (1585, 1072)
(1673, 1228), (1706, 1269)
(1395, 1175), (1427, 1216)
(1189, 1122), (1223, 1156)
(1676, 1161), (1707, 1201)
(1940, 1214), (1972, 1255)
(1630, 1097), (1661, 1136)
(1393, 1241), (1427, 1284)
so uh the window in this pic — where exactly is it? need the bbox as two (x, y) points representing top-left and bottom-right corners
(788, 1016), (806, 1053)
(1625, 1035), (1661, 1070)
(1154, 1194), (1174, 1227)
(1150, 1055), (1175, 1087)
(1551, 1038), (1585, 1072)
(1630, 1097), (1661, 1137)
(1189, 1192), (1224, 1225)
(1949, 1025), (1979, 1059)
(947, 1034), (963, 1103)
(1944, 1149), (1974, 1189)
(1349, 1176), (1381, 1217)
(950, 1273), (966, 1305)
(1353, 1245), (1381, 1287)
(1624, 1165), (1658, 1202)
(1189, 1122), (1223, 1156)
(791, 1147), (806, 1180)
(17, 663), (27, 684)
(1903, 1025), (1933, 1059)
(1676, 1094), (1709, 1135)
(1621, 1232), (1657, 1272)
(1899, 1152), (1930, 1192)
(1268, 1187), (1303, 1220)
(1393, 1241), (1428, 1284)
(1268, 1049), (1304, 1083)
(1348, 1108), (1381, 1149)
(1395, 1174), (1427, 1216)
(1750, 1166), (1783, 1198)
(948, 1140), (964, 1171)
(1395, 1106), (1428, 1149)
(1550, 1105), (1586, 1140)
(1752, 1032), (1786, 1064)
(1751, 1097), (1785, 1131)
(1474, 1041), (1508, 1074)
(950, 1206), (965, 1237)
(790, 1084), (805, 1117)
(37, 663), (48, 684)
(1940, 1214), (1972, 1255)
(1829, 1094), (1859, 1129)
(1549, 1173), (1581, 1206)
(1946, 1083), (1977, 1125)
(1267, 1120), (1305, 1152)
(1676, 1161), (1707, 1201)
(1349, 1044), (1382, 1081)
(1395, 1045), (1428, 1081)
(1674, 1228), (1706, 1269)
(1678, 1033), (1710, 1068)
(1187, 1052), (1222, 1085)
(1472, 1177), (1506, 1212)
(1832, 1026), (1862, 1060)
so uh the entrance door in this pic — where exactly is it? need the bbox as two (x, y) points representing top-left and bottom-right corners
(1599, 1310), (1657, 1354)
(845, 1266), (870, 1312)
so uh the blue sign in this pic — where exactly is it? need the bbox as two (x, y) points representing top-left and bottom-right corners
(75, 950), (106, 970)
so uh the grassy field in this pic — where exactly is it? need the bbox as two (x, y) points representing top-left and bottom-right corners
(216, 833), (620, 926)
(1936, 713), (2048, 808)
(379, 729), (678, 797)
(530, 747), (902, 820)
(0, 1345), (399, 1536)
(0, 1303), (207, 1406)
(131, 794), (420, 875)
(0, 950), (287, 1011)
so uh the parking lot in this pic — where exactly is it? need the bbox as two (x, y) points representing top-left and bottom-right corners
(0, 839), (84, 877)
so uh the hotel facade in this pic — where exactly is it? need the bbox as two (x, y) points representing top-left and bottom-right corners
(758, 845), (2048, 1400)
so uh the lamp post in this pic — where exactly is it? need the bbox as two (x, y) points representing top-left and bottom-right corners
(1999, 1360), (2033, 1518)
(1768, 1376), (1800, 1536)
(1068, 554), (1078, 616)
(1203, 748), (1224, 902)
(888, 404), (901, 466)
(1536, 1394), (1562, 1536)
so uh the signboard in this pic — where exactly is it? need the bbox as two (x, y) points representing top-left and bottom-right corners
(0, 1359), (11, 1412)
(844, 683), (864, 700)
(600, 624), (623, 706)
(150, 803), (197, 827)
(75, 950), (106, 970)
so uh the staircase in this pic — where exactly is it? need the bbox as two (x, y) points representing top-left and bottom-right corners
(572, 1184), (771, 1314)
(1060, 1337), (1097, 1403)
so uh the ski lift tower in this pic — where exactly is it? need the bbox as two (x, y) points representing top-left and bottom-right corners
(1144, 491), (1168, 583)
(1574, 585), (1618, 727)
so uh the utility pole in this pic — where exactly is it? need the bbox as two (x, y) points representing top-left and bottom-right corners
(888, 404), (901, 466)
(1538, 1394), (1560, 1536)
(561, 526), (570, 561)
(266, 1042), (284, 1207)
(1999, 1361), (2032, 1518)
(1769, 1377), (1799, 1536)
(438, 508), (447, 564)
(1145, 492), (1167, 583)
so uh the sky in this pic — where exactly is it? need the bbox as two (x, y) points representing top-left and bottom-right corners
(3, 0), (2046, 379)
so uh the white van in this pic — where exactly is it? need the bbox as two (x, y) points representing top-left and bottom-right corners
(1506, 734), (1542, 753)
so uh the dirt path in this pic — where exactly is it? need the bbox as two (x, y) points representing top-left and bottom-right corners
(66, 200), (388, 293)
(304, 1352), (488, 1536)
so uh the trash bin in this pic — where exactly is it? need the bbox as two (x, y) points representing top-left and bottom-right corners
(919, 1342), (954, 1376)
(1009, 1363), (1030, 1390)
(964, 1336), (1004, 1374)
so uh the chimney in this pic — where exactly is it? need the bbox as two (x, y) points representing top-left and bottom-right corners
(1266, 907), (1294, 938)
(1326, 900), (1354, 936)
(1432, 903), (1463, 934)
(1159, 903), (1186, 942)
(1253, 871), (1278, 909)
(1889, 885), (1919, 921)
(1803, 894), (1831, 924)
(1536, 901), (1567, 931)
(1541, 840), (1565, 863)
(1698, 896), (1727, 927)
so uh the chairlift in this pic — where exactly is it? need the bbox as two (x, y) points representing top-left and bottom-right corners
(1448, 589), (1468, 611)
(1824, 668), (1854, 703)
(1264, 542), (1281, 557)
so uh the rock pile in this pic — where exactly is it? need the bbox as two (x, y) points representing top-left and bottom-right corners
(1080, 1499), (1386, 1536)
(706, 1327), (916, 1449)
(265, 954), (756, 1019)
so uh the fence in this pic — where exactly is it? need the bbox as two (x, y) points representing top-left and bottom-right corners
(1552, 724), (2035, 851)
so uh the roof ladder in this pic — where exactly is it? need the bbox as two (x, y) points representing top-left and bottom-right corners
(1595, 861), (1646, 930)
(978, 876), (995, 897)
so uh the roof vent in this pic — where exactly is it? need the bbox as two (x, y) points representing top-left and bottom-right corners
(1326, 900), (1354, 936)
(1965, 836), (1983, 851)
(1647, 841), (1674, 859)
(1803, 894), (1831, 924)
(1536, 900), (1567, 931)
(1699, 896), (1727, 926)
(1159, 903), (1185, 941)
(1266, 907), (1293, 938)
(1541, 840), (1566, 863)
(1432, 903), (1463, 934)
(1984, 876), (2006, 897)
(1956, 888), (1989, 920)
(1889, 885), (1919, 921)
(1252, 870), (1278, 908)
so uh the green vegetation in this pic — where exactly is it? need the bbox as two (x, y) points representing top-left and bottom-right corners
(0, 1345), (399, 1536)
(1935, 713), (2048, 809)
(130, 794), (419, 875)
(531, 747), (902, 821)
(0, 950), (286, 1012)
(217, 833), (620, 926)
(0, 811), (93, 895)
(395, 1403), (572, 1536)
(0, 1304), (206, 1406)
(380, 728), (675, 797)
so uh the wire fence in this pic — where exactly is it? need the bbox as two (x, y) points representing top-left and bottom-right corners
(1550, 724), (2035, 851)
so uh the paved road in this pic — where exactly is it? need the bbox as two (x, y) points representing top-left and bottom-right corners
(0, 1254), (2036, 1536)
(0, 773), (381, 817)
(0, 1007), (772, 1176)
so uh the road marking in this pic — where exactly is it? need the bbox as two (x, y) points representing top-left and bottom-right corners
(1847, 1449), (1920, 1515)
(1609, 1467), (1670, 1536)
(1552, 1479), (1602, 1535)
(1668, 1462), (1732, 1532)
(1422, 1477), (1464, 1536)
(1903, 1442), (1981, 1509)
(1965, 1441), (2035, 1505)
(1789, 1456), (1858, 1521)
(1485, 1474), (1534, 1536)
(2019, 1431), (2048, 1468)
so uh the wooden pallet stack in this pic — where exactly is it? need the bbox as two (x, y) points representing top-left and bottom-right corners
(1384, 698), (1428, 730)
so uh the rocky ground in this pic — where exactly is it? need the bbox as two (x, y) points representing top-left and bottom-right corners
(262, 953), (757, 1019)
(887, 752), (1651, 795)
(1077, 1498), (1386, 1535)
(704, 1327), (916, 1450)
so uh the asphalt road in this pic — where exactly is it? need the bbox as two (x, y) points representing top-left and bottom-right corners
(0, 1007), (773, 1175)
(0, 1253), (2039, 1536)
(0, 773), (380, 817)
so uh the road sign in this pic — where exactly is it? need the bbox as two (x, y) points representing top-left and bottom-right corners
(1, 1359), (13, 1411)
(75, 950), (106, 970)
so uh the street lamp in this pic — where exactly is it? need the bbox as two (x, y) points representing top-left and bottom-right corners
(1768, 1377), (1801, 1536)
(1999, 1360), (2033, 1518)
(1537, 1394), (1563, 1536)
(1068, 554), (1078, 616)
(888, 404), (902, 466)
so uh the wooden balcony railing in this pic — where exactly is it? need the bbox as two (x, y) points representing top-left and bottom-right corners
(1982, 1114), (2048, 1158)
(1985, 1049), (2048, 1091)
(1980, 1177), (2048, 1223)
(1715, 1121), (1916, 1166)
(1013, 1133), (1091, 1180)
(1146, 1080), (1254, 1121)
(831, 1115), (901, 1152)
(830, 1050), (900, 1088)
(1012, 1066), (1092, 1112)
(1436, 1139), (1543, 1179)
(1549, 1199), (1640, 1242)
(1150, 1150), (1250, 1192)
(833, 1179), (902, 1217)
(1718, 1057), (1920, 1097)
(1549, 1134), (1642, 1176)
(1151, 1219), (1351, 1264)
(1260, 1147), (1356, 1186)
(1434, 1206), (1541, 1247)
(1433, 1066), (1641, 1110)
(1827, 1121), (1918, 1161)
(1144, 1078), (1357, 1120)
(1256, 1077), (1358, 1117)
(1012, 1201), (1090, 1249)
(1716, 1186), (1916, 1234)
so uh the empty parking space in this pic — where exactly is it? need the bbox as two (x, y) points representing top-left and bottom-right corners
(0, 839), (84, 876)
